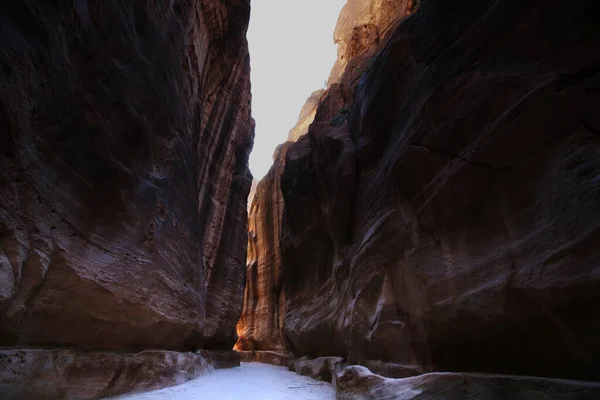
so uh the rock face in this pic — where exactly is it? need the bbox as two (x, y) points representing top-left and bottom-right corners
(0, 0), (252, 351)
(328, 0), (412, 84)
(0, 0), (252, 397)
(287, 89), (325, 142)
(236, 143), (293, 351)
(0, 349), (212, 400)
(242, 0), (600, 385)
(336, 366), (600, 400)
(237, 0), (412, 358)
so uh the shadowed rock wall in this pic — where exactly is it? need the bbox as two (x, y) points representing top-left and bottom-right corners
(241, 0), (600, 384)
(0, 0), (252, 397)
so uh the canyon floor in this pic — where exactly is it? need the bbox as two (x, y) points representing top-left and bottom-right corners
(108, 362), (335, 400)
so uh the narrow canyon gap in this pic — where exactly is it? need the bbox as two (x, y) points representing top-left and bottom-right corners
(1, 0), (600, 399)
(237, 0), (600, 397)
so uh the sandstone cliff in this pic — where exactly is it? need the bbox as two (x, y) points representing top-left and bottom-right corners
(0, 0), (252, 397)
(236, 143), (292, 352)
(237, 0), (411, 357)
(242, 0), (600, 386)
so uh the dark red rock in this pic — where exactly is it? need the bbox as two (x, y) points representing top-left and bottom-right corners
(235, 143), (293, 352)
(198, 350), (241, 369)
(0, 0), (252, 396)
(335, 366), (600, 400)
(235, 0), (412, 360)
(0, 0), (252, 352)
(0, 349), (213, 400)
(245, 0), (600, 384)
(328, 0), (412, 84)
(289, 356), (345, 384)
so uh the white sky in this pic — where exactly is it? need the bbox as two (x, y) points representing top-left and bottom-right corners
(247, 0), (346, 180)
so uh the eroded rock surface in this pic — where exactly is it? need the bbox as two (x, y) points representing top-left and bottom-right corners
(0, 0), (252, 352)
(237, 0), (413, 358)
(240, 0), (600, 385)
(0, 349), (216, 400)
(236, 143), (293, 351)
(281, 0), (600, 380)
(336, 366), (600, 400)
(0, 0), (252, 397)
(287, 90), (325, 142)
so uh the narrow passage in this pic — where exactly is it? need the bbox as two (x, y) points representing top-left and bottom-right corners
(110, 362), (335, 400)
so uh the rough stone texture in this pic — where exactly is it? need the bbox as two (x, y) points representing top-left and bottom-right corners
(336, 366), (600, 400)
(0, 0), (253, 353)
(275, 0), (600, 383)
(237, 350), (290, 366)
(289, 356), (344, 384)
(235, 143), (293, 352)
(328, 0), (412, 84)
(287, 89), (325, 142)
(0, 349), (213, 400)
(235, 0), (413, 358)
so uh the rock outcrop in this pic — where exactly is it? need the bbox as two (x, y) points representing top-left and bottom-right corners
(336, 366), (600, 400)
(0, 0), (252, 396)
(240, 0), (600, 388)
(1, 349), (213, 400)
(237, 0), (412, 359)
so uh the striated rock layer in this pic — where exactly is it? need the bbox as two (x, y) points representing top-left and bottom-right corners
(0, 0), (252, 397)
(0, 0), (252, 352)
(236, 143), (293, 351)
(242, 0), (600, 387)
(237, 0), (411, 357)
(0, 349), (216, 400)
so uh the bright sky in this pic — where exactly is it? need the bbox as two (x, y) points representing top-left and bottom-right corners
(247, 0), (346, 180)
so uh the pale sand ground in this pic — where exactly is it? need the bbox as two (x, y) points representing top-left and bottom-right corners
(109, 362), (335, 400)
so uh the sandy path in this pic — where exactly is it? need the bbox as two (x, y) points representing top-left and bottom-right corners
(109, 362), (335, 400)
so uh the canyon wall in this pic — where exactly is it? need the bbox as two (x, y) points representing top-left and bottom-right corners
(0, 0), (252, 397)
(236, 143), (293, 352)
(236, 0), (412, 355)
(242, 0), (600, 385)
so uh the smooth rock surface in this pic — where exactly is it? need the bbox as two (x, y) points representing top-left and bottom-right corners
(336, 366), (600, 400)
(240, 0), (600, 383)
(0, 0), (252, 352)
(328, 0), (412, 84)
(0, 349), (214, 400)
(287, 89), (325, 142)
(235, 143), (293, 351)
